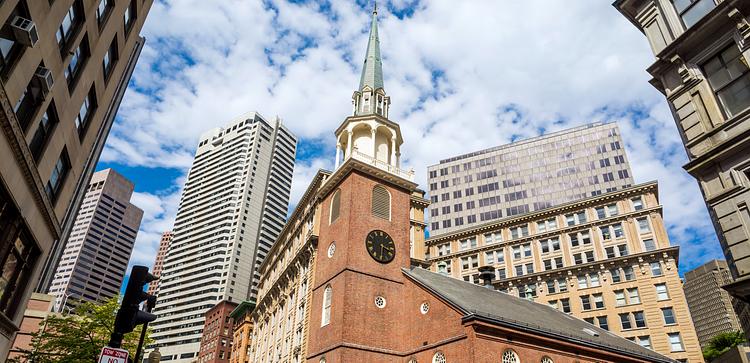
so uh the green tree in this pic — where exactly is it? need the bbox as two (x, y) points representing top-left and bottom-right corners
(703, 330), (747, 362)
(10, 296), (151, 363)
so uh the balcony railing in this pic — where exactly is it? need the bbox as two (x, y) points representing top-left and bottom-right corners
(350, 148), (414, 181)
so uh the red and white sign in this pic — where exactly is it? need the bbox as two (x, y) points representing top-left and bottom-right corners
(98, 347), (129, 363)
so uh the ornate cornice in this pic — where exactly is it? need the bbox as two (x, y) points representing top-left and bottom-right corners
(425, 181), (659, 245)
(0, 82), (60, 237)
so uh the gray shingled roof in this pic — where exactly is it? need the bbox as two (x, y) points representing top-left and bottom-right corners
(403, 267), (676, 363)
(358, 9), (384, 92)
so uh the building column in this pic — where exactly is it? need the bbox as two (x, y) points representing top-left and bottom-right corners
(335, 143), (341, 169)
(371, 129), (377, 160)
(346, 130), (353, 158)
(390, 137), (397, 167)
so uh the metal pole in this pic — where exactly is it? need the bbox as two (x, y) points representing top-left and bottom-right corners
(134, 297), (156, 363)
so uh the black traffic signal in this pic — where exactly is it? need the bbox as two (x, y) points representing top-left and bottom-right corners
(109, 265), (158, 348)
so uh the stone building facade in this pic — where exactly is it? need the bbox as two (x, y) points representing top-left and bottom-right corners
(683, 259), (750, 348)
(426, 181), (702, 362)
(228, 301), (254, 363)
(0, 0), (151, 358)
(613, 0), (750, 299)
(237, 8), (677, 363)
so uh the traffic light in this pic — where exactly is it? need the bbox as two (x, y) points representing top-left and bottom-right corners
(109, 265), (158, 348)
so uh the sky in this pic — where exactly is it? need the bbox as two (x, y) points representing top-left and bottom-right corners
(97, 0), (724, 284)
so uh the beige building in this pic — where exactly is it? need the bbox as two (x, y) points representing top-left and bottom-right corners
(0, 0), (151, 359)
(425, 181), (703, 362)
(228, 301), (254, 363)
(683, 259), (750, 348)
(427, 122), (634, 237)
(613, 0), (750, 300)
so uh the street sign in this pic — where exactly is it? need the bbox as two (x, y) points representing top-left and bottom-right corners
(98, 347), (129, 363)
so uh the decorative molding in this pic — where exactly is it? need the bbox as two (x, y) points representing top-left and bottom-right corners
(729, 8), (750, 51)
(669, 54), (700, 84)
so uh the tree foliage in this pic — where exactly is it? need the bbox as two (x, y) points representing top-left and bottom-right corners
(702, 330), (747, 361)
(9, 296), (151, 363)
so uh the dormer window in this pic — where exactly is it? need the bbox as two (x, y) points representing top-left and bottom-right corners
(363, 93), (370, 112)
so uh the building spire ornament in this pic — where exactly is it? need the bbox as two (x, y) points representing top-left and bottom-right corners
(358, 3), (385, 93)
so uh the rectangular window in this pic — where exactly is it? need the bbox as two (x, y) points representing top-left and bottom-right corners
(613, 223), (624, 238)
(102, 37), (118, 81)
(643, 238), (656, 251)
(580, 295), (591, 311)
(96, 0), (113, 25)
(662, 307), (676, 325)
(632, 197), (644, 211)
(615, 290), (626, 306)
(14, 77), (45, 131)
(638, 336), (652, 350)
(523, 243), (531, 257)
(29, 103), (59, 161)
(598, 316), (609, 330)
(656, 283), (669, 300)
(673, 0), (717, 28)
(124, 0), (137, 34)
(634, 311), (647, 328)
(704, 44), (750, 118)
(593, 293), (604, 309)
(65, 36), (90, 87)
(57, 1), (83, 49)
(669, 333), (685, 352)
(637, 218), (650, 233)
(620, 313), (632, 330)
(610, 268), (622, 283)
(590, 274), (600, 287)
(651, 262), (663, 276)
(45, 148), (71, 201)
(570, 233), (579, 247)
(578, 275), (588, 289)
(624, 266), (636, 281)
(617, 244), (629, 256)
(560, 298), (571, 313)
(628, 288), (641, 304)
(484, 232), (501, 244)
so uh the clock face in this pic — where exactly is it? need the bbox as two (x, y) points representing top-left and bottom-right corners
(365, 230), (395, 263)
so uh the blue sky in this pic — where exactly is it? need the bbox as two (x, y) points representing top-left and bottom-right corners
(101, 0), (723, 290)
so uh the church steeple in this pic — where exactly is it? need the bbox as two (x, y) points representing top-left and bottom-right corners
(358, 6), (384, 92)
(333, 5), (412, 182)
(351, 5), (390, 118)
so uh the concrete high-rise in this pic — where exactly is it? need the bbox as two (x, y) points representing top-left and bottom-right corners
(147, 230), (172, 296)
(427, 122), (634, 236)
(613, 0), (750, 300)
(47, 168), (142, 312)
(0, 0), (151, 358)
(683, 260), (750, 348)
(149, 113), (297, 362)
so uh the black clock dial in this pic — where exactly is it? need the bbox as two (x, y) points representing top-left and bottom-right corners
(365, 230), (395, 263)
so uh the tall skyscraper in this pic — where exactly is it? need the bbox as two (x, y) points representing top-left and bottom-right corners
(149, 114), (297, 362)
(0, 0), (151, 357)
(47, 168), (142, 312)
(147, 230), (172, 296)
(683, 260), (750, 348)
(427, 122), (633, 236)
(613, 0), (750, 300)
(425, 181), (703, 361)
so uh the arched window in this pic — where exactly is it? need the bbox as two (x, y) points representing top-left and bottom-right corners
(372, 185), (390, 220)
(330, 189), (341, 224)
(541, 357), (553, 363)
(321, 285), (332, 326)
(502, 350), (519, 363)
(432, 352), (446, 363)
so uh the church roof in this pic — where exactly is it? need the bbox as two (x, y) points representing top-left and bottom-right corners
(403, 267), (676, 363)
(358, 8), (384, 92)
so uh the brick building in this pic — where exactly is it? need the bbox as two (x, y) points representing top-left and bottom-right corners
(239, 8), (676, 363)
(228, 301), (254, 363)
(198, 300), (238, 363)
(147, 231), (171, 296)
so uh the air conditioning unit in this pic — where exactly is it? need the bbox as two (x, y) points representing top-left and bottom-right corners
(34, 67), (53, 94)
(11, 16), (38, 47)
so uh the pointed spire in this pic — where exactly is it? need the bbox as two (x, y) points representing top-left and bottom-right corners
(358, 4), (384, 92)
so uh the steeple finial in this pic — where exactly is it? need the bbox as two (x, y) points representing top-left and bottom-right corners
(373, 2), (377, 15)
(358, 4), (384, 92)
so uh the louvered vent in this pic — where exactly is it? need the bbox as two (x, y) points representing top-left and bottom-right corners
(330, 189), (341, 223)
(372, 185), (390, 220)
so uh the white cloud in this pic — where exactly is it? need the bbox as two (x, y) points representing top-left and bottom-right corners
(111, 0), (723, 273)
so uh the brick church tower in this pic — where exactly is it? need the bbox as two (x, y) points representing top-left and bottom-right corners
(306, 6), (422, 362)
